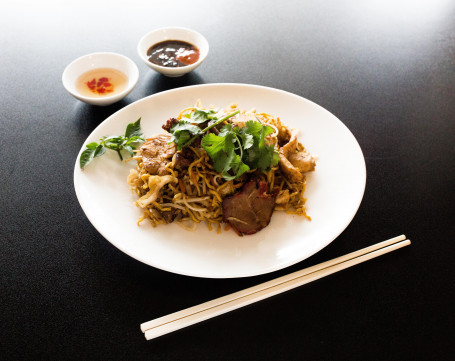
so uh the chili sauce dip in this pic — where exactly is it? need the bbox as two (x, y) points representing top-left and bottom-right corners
(147, 40), (200, 67)
(76, 68), (128, 97)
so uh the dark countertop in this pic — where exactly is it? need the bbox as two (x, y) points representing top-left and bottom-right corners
(1, 1), (454, 360)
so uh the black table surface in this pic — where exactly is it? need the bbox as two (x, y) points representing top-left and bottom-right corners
(2, 1), (454, 360)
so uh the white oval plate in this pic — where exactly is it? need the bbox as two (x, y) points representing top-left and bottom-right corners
(74, 84), (366, 278)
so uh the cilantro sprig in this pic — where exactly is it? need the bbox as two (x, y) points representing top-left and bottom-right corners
(170, 109), (240, 149)
(80, 118), (145, 169)
(168, 108), (280, 180)
(202, 121), (280, 180)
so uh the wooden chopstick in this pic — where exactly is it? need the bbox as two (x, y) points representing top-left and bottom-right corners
(141, 235), (410, 340)
(141, 235), (406, 333)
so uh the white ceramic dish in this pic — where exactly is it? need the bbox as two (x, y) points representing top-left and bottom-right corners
(137, 27), (209, 77)
(74, 84), (366, 278)
(62, 52), (139, 106)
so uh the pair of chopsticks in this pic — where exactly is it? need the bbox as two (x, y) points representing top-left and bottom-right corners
(141, 235), (410, 340)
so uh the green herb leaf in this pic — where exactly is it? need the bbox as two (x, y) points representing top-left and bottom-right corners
(167, 109), (278, 180)
(201, 124), (252, 180)
(94, 144), (105, 157)
(240, 120), (279, 171)
(80, 148), (95, 168)
(103, 136), (125, 150)
(79, 118), (145, 169)
(125, 117), (143, 138)
(177, 110), (240, 149)
(201, 131), (236, 173)
(200, 120), (279, 180)
(239, 132), (254, 150)
(126, 135), (145, 145)
(190, 109), (218, 124)
(86, 142), (99, 150)
(170, 120), (203, 149)
(226, 153), (250, 180)
(123, 145), (134, 157)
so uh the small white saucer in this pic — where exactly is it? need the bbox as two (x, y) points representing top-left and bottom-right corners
(62, 52), (139, 106)
(137, 27), (209, 77)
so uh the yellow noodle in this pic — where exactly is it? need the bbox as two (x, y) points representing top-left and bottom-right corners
(197, 169), (216, 190)
(209, 189), (222, 203)
(151, 201), (171, 212)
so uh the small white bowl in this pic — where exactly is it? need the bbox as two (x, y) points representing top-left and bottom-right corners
(137, 27), (209, 77)
(62, 52), (139, 106)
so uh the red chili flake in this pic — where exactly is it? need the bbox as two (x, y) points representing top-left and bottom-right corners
(86, 76), (114, 95)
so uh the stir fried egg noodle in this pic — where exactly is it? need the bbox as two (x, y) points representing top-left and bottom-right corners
(127, 102), (316, 235)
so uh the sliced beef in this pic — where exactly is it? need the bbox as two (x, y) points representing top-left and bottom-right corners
(140, 134), (176, 175)
(222, 180), (277, 236)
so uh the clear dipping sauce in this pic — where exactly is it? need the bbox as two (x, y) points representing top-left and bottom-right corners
(147, 40), (200, 68)
(76, 68), (128, 97)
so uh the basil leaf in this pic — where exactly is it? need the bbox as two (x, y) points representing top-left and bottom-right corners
(79, 117), (145, 169)
(86, 142), (99, 150)
(103, 135), (124, 142)
(126, 135), (145, 145)
(94, 144), (105, 157)
(103, 136), (125, 150)
(123, 145), (134, 157)
(80, 148), (95, 168)
(125, 118), (143, 138)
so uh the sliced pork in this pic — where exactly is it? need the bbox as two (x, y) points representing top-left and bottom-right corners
(222, 180), (277, 236)
(140, 134), (176, 175)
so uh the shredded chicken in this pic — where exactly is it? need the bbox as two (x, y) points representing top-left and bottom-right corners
(230, 112), (256, 129)
(140, 134), (176, 175)
(136, 175), (178, 208)
(279, 129), (315, 182)
(127, 169), (141, 187)
(217, 182), (235, 197)
(288, 151), (316, 173)
(275, 189), (290, 205)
